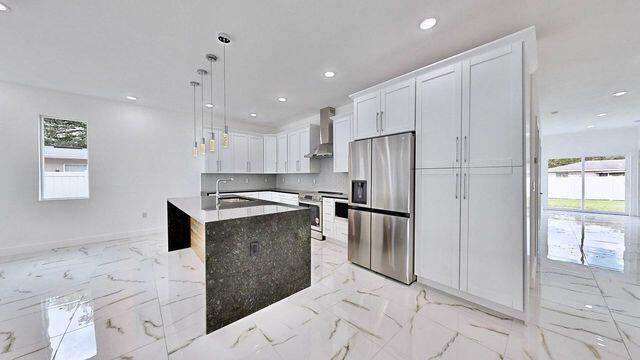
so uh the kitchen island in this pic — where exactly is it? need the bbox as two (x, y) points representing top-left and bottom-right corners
(167, 195), (310, 333)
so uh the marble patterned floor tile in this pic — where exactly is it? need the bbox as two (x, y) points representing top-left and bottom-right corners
(416, 289), (513, 355)
(168, 316), (269, 360)
(161, 289), (205, 356)
(384, 311), (502, 360)
(329, 290), (413, 346)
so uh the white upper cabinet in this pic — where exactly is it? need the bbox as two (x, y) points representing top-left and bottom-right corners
(416, 64), (462, 169)
(415, 168), (461, 289)
(380, 79), (416, 136)
(276, 133), (288, 173)
(286, 126), (319, 173)
(248, 135), (264, 173)
(353, 91), (380, 140)
(460, 166), (524, 310)
(287, 131), (300, 173)
(232, 133), (249, 173)
(352, 79), (415, 140)
(205, 129), (221, 173)
(263, 135), (277, 174)
(332, 114), (352, 173)
(464, 43), (523, 168)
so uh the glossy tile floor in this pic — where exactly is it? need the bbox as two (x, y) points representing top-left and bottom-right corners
(1, 211), (639, 359)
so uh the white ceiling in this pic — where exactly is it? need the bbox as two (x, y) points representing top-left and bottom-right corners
(0, 0), (638, 134)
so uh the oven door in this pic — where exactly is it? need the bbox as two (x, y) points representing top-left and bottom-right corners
(298, 201), (322, 232)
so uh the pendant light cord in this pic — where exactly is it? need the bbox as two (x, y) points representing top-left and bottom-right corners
(210, 59), (214, 134)
(193, 84), (196, 143)
(200, 72), (204, 141)
(223, 46), (227, 130)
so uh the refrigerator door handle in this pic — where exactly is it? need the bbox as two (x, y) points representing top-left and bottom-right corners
(455, 136), (460, 163)
(455, 173), (459, 199)
(463, 173), (467, 199)
(463, 136), (468, 163)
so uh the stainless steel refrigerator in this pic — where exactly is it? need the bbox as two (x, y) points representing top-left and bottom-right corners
(348, 132), (415, 284)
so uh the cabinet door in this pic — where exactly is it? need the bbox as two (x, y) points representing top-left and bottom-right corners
(460, 166), (523, 310)
(249, 136), (264, 173)
(415, 169), (461, 289)
(219, 132), (234, 173)
(277, 133), (288, 173)
(463, 43), (523, 168)
(380, 78), (416, 135)
(205, 129), (221, 173)
(232, 133), (249, 173)
(288, 131), (300, 173)
(416, 65), (462, 169)
(333, 116), (351, 173)
(263, 136), (277, 174)
(353, 91), (380, 140)
(299, 128), (311, 173)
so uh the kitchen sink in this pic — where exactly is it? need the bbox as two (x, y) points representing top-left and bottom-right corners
(218, 196), (252, 203)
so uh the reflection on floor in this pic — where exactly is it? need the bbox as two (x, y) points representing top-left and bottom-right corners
(0, 211), (638, 359)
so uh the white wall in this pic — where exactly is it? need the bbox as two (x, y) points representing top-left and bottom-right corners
(541, 127), (639, 215)
(0, 81), (201, 254)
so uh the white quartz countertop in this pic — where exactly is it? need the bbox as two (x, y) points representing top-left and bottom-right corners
(167, 196), (304, 223)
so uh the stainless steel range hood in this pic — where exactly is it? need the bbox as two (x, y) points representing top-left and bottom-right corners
(305, 106), (335, 158)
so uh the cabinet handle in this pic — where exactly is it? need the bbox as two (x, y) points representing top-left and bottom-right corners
(285, 161), (288, 172)
(463, 136), (468, 163)
(246, 161), (250, 172)
(455, 137), (460, 163)
(380, 111), (384, 133)
(376, 112), (380, 132)
(463, 173), (467, 199)
(455, 173), (459, 199)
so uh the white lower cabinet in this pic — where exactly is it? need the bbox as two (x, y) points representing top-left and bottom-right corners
(416, 166), (523, 312)
(415, 168), (461, 290)
(461, 166), (523, 310)
(322, 198), (347, 244)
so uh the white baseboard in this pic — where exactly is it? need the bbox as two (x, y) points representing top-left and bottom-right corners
(1, 227), (166, 257)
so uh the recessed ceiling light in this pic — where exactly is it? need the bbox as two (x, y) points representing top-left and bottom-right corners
(596, 113), (607, 117)
(250, 113), (257, 117)
(0, 2), (10, 11)
(419, 18), (438, 30)
(205, 103), (214, 108)
(587, 125), (595, 128)
(324, 71), (335, 78)
(612, 91), (628, 97)
(126, 95), (137, 101)
(277, 97), (287, 102)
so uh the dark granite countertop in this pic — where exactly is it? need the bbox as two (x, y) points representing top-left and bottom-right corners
(201, 188), (348, 200)
(167, 196), (304, 224)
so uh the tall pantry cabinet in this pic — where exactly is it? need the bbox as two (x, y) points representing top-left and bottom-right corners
(413, 29), (536, 318)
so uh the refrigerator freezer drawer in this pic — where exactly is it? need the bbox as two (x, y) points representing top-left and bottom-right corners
(371, 212), (415, 284)
(348, 208), (371, 268)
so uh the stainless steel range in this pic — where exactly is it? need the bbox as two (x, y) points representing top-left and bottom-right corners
(298, 192), (323, 240)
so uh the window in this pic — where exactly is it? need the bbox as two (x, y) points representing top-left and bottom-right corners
(39, 116), (89, 200)
(547, 156), (625, 214)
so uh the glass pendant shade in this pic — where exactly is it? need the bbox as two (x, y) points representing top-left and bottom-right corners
(192, 141), (198, 157)
(223, 125), (229, 148)
(210, 133), (216, 152)
(199, 138), (206, 154)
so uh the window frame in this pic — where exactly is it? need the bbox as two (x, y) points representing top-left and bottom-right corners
(38, 115), (90, 201)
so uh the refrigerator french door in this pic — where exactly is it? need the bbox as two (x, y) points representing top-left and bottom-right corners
(348, 132), (415, 284)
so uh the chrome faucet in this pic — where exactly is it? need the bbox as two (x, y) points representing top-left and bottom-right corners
(215, 177), (234, 205)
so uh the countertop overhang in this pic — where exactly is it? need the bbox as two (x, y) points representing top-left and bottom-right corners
(167, 196), (305, 223)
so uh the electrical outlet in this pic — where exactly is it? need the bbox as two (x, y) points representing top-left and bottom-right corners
(282, 177), (285, 183)
(245, 178), (249, 184)
(264, 177), (268, 183)
(142, 211), (148, 219)
(297, 177), (301, 183)
(250, 241), (259, 257)
(313, 178), (317, 185)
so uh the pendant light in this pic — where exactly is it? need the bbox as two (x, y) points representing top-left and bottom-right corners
(189, 81), (200, 157)
(218, 32), (231, 148)
(197, 69), (208, 155)
(206, 54), (217, 152)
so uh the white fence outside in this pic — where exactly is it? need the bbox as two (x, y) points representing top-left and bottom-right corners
(547, 175), (625, 200)
(42, 171), (89, 199)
